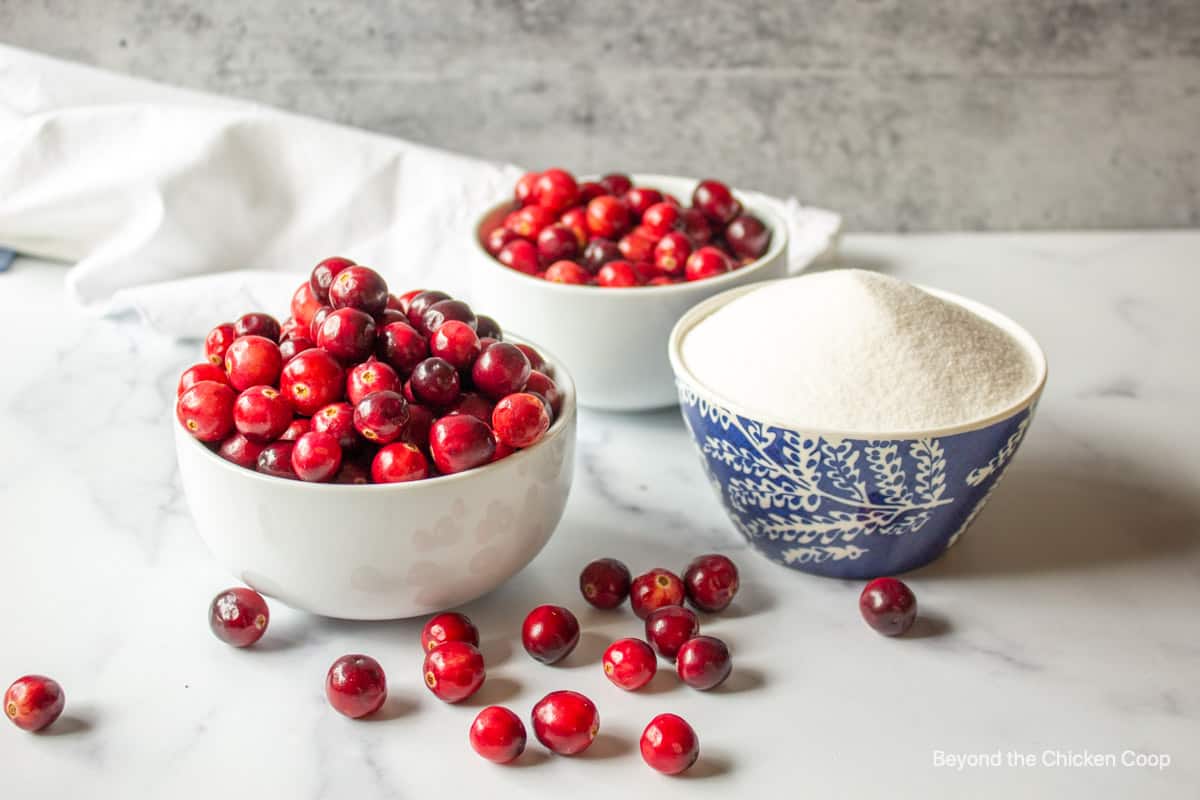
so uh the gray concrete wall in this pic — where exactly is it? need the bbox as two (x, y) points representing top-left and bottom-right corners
(3, 0), (1198, 231)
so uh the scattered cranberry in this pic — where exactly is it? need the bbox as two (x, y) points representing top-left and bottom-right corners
(514, 171), (539, 206)
(596, 260), (640, 287)
(430, 321), (481, 370)
(498, 240), (539, 275)
(537, 223), (579, 264)
(346, 359), (400, 406)
(423, 641), (486, 703)
(629, 568), (686, 619)
(692, 179), (740, 225)
(470, 706), (527, 764)
(177, 362), (228, 396)
(291, 431), (343, 482)
(279, 335), (314, 362)
(641, 201), (680, 237)
(204, 322), (237, 366)
(654, 231), (693, 275)
(353, 390), (409, 444)
(724, 214), (771, 260)
(310, 256), (356, 303)
(217, 432), (266, 468)
(525, 371), (562, 417)
(430, 414), (496, 473)
(421, 612), (480, 652)
(234, 312), (281, 342)
(4, 676), (64, 732)
(586, 195), (631, 239)
(410, 357), (462, 407)
(224, 335), (283, 391)
(858, 577), (918, 636)
(485, 226), (519, 256)
(177, 380), (237, 442)
(280, 418), (311, 441)
(645, 606), (700, 661)
(675, 636), (732, 690)
(531, 691), (599, 756)
(602, 638), (656, 691)
(521, 605), (580, 664)
(317, 307), (377, 364)
(371, 442), (429, 483)
(326, 654), (387, 719)
(280, 348), (345, 415)
(291, 281), (323, 328)
(377, 321), (429, 375)
(209, 587), (270, 647)
(544, 260), (591, 284)
(683, 554), (740, 612)
(640, 713), (699, 774)
(492, 393), (551, 449)
(599, 173), (633, 196)
(256, 440), (298, 479)
(472, 343), (531, 400)
(233, 385), (293, 443)
(581, 238), (621, 272)
(579, 558), (631, 609)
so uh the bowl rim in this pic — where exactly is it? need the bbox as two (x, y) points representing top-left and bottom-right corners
(471, 173), (790, 296)
(668, 275), (1049, 440)
(176, 331), (577, 491)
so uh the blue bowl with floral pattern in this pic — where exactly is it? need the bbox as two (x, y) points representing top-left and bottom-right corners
(668, 282), (1047, 579)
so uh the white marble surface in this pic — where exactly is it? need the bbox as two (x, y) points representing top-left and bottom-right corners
(2, 232), (1198, 798)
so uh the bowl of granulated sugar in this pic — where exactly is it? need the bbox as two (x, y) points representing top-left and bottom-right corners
(668, 269), (1047, 578)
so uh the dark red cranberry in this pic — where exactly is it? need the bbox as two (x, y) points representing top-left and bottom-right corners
(317, 307), (377, 364)
(280, 348), (345, 415)
(534, 168), (579, 214)
(492, 392), (550, 448)
(654, 231), (693, 275)
(400, 404), (434, 449)
(472, 343), (531, 399)
(675, 635), (732, 690)
(429, 321), (481, 371)
(685, 246), (732, 281)
(371, 442), (429, 483)
(420, 612), (480, 652)
(631, 260), (659, 283)
(209, 587), (269, 647)
(599, 173), (632, 196)
(429, 415), (495, 474)
(291, 281), (323, 329)
(470, 706), (527, 764)
(177, 362), (228, 396)
(692, 179), (740, 225)
(177, 380), (236, 442)
(581, 238), (621, 272)
(448, 392), (494, 423)
(624, 187), (663, 217)
(645, 606), (700, 660)
(281, 315), (303, 342)
(497, 239), (539, 275)
(510, 344), (546, 374)
(378, 308), (408, 327)
(724, 214), (771, 260)
(485, 226), (520, 256)
(602, 638), (656, 691)
(558, 207), (589, 247)
(308, 305), (333, 341)
(646, 275), (678, 286)
(329, 265), (389, 317)
(256, 440), (298, 479)
(377, 321), (429, 375)
(683, 554), (740, 612)
(577, 180), (606, 204)
(353, 390), (409, 444)
(677, 207), (713, 245)
(410, 357), (462, 407)
(579, 558), (631, 609)
(521, 605), (580, 664)
(544, 260), (591, 284)
(514, 171), (539, 206)
(423, 641), (486, 703)
(4, 675), (65, 732)
(234, 312), (281, 342)
(326, 654), (387, 718)
(420, 299), (477, 336)
(506, 204), (557, 239)
(233, 385), (293, 443)
(279, 335), (314, 362)
(617, 231), (656, 264)
(291, 430), (342, 482)
(596, 260), (640, 287)
(641, 713), (699, 774)
(204, 323), (237, 366)
(333, 459), (372, 484)
(279, 417), (311, 441)
(309, 256), (356, 303)
(405, 290), (451, 329)
(346, 358), (400, 406)
(537, 223), (579, 264)
(492, 440), (516, 462)
(224, 335), (283, 391)
(531, 691), (598, 756)
(217, 432), (266, 468)
(630, 568), (686, 619)
(641, 202), (680, 238)
(586, 195), (631, 239)
(859, 577), (917, 636)
(474, 314), (502, 341)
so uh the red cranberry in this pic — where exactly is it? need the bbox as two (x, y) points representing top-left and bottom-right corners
(640, 713), (699, 774)
(329, 265), (389, 317)
(291, 430), (343, 482)
(683, 554), (740, 612)
(472, 343), (531, 399)
(544, 260), (591, 284)
(514, 171), (539, 206)
(279, 335), (314, 362)
(586, 195), (631, 239)
(429, 321), (481, 371)
(617, 231), (656, 264)
(317, 307), (377, 364)
(401, 404), (435, 449)
(596, 260), (640, 287)
(423, 641), (486, 703)
(859, 577), (917, 636)
(177, 362), (228, 396)
(653, 231), (693, 275)
(521, 605), (580, 664)
(429, 414), (496, 473)
(675, 636), (732, 690)
(308, 305), (333, 341)
(692, 179), (740, 225)
(291, 281), (323, 329)
(368, 442), (427, 483)
(485, 226), (520, 256)
(581, 238), (621, 272)
(310, 256), (356, 303)
(685, 246), (732, 281)
(326, 654), (387, 718)
(280, 316), (303, 341)
(257, 440), (298, 479)
(4, 676), (64, 732)
(531, 691), (598, 756)
(334, 460), (372, 484)
(577, 181), (605, 204)
(420, 299), (477, 337)
(378, 308), (408, 327)
(280, 348), (345, 415)
(534, 168), (579, 213)
(410, 357), (462, 407)
(579, 558), (631, 609)
(724, 214), (771, 260)
(599, 173), (632, 196)
(233, 385), (293, 443)
(646, 275), (678, 286)
(280, 417), (311, 441)
(234, 312), (281, 342)
(641, 202), (680, 238)
(470, 706), (527, 764)
(474, 314), (502, 341)
(497, 239), (539, 275)
(677, 207), (713, 245)
(508, 344), (544, 374)
(645, 606), (699, 661)
(623, 186), (663, 217)
(204, 322), (237, 366)
(630, 568), (686, 619)
(602, 638), (656, 691)
(353, 390), (409, 444)
(537, 223), (579, 264)
(209, 587), (269, 647)
(217, 432), (266, 468)
(405, 290), (451, 328)
(492, 392), (550, 448)
(347, 359), (400, 406)
(377, 321), (429, 376)
(420, 612), (480, 652)
(224, 335), (283, 391)
(558, 207), (589, 247)
(507, 204), (557, 239)
(177, 380), (236, 442)
(448, 392), (494, 423)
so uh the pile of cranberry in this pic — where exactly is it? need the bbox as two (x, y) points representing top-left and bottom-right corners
(174, 258), (563, 483)
(484, 170), (772, 286)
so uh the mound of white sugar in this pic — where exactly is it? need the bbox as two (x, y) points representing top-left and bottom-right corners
(680, 270), (1039, 432)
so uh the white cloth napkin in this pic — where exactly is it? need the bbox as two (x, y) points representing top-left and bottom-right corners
(0, 45), (841, 337)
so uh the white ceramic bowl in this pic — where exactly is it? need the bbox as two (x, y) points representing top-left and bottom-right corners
(469, 174), (790, 411)
(175, 338), (576, 620)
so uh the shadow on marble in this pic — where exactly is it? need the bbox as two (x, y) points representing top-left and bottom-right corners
(578, 732), (634, 760)
(362, 695), (417, 722)
(680, 750), (734, 780)
(479, 636), (513, 667)
(905, 613), (954, 639)
(561, 631), (608, 669)
(712, 666), (766, 695)
(507, 749), (551, 769)
(41, 713), (93, 737)
(639, 668), (682, 696)
(715, 578), (775, 619)
(465, 675), (522, 707)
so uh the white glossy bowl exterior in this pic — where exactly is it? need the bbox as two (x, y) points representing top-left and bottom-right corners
(469, 174), (789, 411)
(175, 340), (576, 620)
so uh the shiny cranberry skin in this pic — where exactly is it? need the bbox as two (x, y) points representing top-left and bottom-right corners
(506, 344), (542, 374)
(346, 359), (400, 406)
(317, 307), (377, 364)
(394, 289), (422, 312)
(507, 204), (557, 239)
(429, 414), (496, 473)
(596, 260), (640, 287)
(677, 207), (713, 245)
(326, 654), (387, 719)
(645, 606), (699, 661)
(621, 187), (660, 217)
(224, 335), (283, 391)
(558, 207), (589, 247)
(497, 239), (539, 275)
(514, 171), (539, 206)
(234, 312), (281, 342)
(521, 605), (580, 664)
(217, 432), (266, 468)
(309, 305), (333, 341)
(378, 308), (408, 328)
(581, 238), (621, 272)
(859, 577), (918, 636)
(534, 168), (579, 214)
(641, 713), (699, 774)
(377, 321), (429, 375)
(685, 246), (732, 282)
(291, 430), (343, 482)
(653, 231), (693, 275)
(485, 226), (519, 256)
(586, 195), (631, 239)
(423, 641), (486, 703)
(577, 181), (605, 204)
(683, 554), (740, 612)
(4, 676), (64, 732)
(291, 281), (323, 329)
(279, 335), (314, 362)
(537, 223), (579, 264)
(353, 390), (409, 444)
(724, 214), (771, 260)
(371, 442), (429, 483)
(280, 418), (311, 441)
(329, 265), (389, 317)
(421, 612), (480, 652)
(410, 357), (462, 407)
(405, 290), (451, 328)
(472, 343), (531, 399)
(531, 691), (599, 756)
(309, 256), (356, 303)
(492, 392), (551, 448)
(256, 440), (298, 479)
(675, 636), (732, 690)
(429, 321), (481, 371)
(420, 299), (477, 337)
(579, 558), (630, 609)
(470, 706), (527, 764)
(400, 404), (434, 449)
(602, 638), (656, 691)
(617, 231), (656, 264)
(544, 260), (591, 284)
(280, 348), (345, 415)
(449, 392), (494, 423)
(177, 380), (236, 442)
(692, 179), (740, 225)
(599, 173), (632, 196)
(177, 362), (228, 396)
(233, 385), (293, 443)
(475, 314), (502, 341)
(641, 201), (680, 238)
(630, 568), (686, 619)
(204, 322), (237, 366)
(209, 587), (269, 647)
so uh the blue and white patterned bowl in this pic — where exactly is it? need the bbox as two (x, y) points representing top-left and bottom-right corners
(668, 281), (1048, 579)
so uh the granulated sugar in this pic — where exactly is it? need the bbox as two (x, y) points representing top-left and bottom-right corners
(680, 270), (1039, 432)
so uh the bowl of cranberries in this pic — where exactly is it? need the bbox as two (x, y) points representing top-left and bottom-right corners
(471, 171), (789, 410)
(174, 261), (576, 619)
